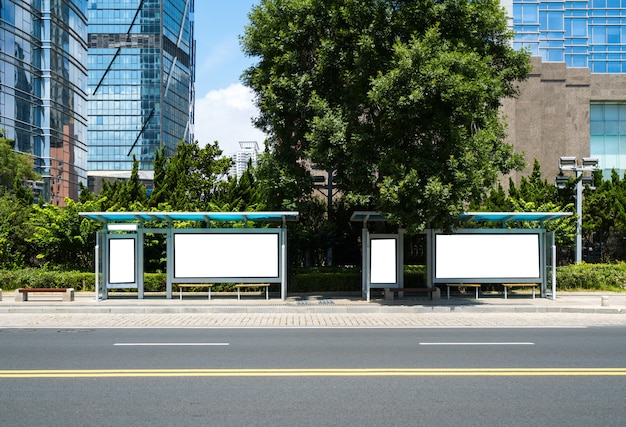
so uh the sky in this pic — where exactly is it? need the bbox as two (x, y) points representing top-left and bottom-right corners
(193, 1), (266, 155)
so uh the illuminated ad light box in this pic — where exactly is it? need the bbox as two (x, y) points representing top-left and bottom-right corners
(108, 238), (136, 284)
(174, 232), (280, 279)
(435, 233), (540, 280)
(370, 238), (398, 284)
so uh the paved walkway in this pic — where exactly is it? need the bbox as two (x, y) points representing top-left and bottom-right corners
(1, 290), (625, 328)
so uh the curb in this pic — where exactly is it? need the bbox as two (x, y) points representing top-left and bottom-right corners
(0, 305), (623, 315)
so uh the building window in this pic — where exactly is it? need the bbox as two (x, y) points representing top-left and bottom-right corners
(590, 103), (626, 176)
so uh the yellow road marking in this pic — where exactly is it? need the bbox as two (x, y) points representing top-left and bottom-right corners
(1, 368), (626, 378)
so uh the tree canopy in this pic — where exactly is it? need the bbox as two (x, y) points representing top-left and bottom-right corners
(242, 0), (531, 232)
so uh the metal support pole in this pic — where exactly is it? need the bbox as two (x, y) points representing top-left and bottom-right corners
(94, 232), (100, 302)
(552, 244), (557, 301)
(575, 170), (583, 264)
(281, 227), (287, 301)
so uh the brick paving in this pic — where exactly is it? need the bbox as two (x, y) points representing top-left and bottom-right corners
(1, 291), (625, 328)
(1, 311), (625, 329)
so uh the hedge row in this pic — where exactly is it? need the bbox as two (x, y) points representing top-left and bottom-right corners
(1, 263), (624, 293)
(555, 262), (626, 291)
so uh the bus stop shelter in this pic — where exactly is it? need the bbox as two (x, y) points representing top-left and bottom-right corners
(352, 211), (572, 301)
(80, 211), (298, 301)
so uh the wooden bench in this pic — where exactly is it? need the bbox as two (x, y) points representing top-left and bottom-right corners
(446, 284), (481, 300)
(384, 287), (440, 301)
(15, 288), (74, 302)
(178, 284), (213, 300)
(235, 283), (270, 300)
(502, 283), (539, 299)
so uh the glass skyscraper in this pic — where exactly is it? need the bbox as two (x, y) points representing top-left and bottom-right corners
(87, 0), (195, 179)
(0, 0), (88, 205)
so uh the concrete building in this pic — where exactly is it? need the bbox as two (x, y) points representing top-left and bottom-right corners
(87, 0), (195, 191)
(0, 0), (89, 205)
(229, 141), (259, 180)
(503, 0), (626, 181)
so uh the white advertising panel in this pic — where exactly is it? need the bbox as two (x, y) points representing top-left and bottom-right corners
(174, 233), (279, 279)
(435, 233), (540, 279)
(370, 238), (397, 284)
(109, 238), (136, 284)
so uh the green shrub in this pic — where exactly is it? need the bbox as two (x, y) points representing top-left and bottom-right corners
(0, 269), (95, 291)
(289, 265), (426, 293)
(2, 263), (625, 294)
(556, 262), (626, 291)
(143, 273), (166, 292)
(290, 271), (361, 293)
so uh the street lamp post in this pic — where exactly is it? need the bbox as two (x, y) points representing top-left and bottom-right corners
(556, 156), (598, 264)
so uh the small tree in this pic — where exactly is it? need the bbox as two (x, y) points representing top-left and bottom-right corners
(148, 141), (232, 210)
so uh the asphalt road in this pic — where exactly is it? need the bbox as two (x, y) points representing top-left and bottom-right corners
(1, 327), (625, 426)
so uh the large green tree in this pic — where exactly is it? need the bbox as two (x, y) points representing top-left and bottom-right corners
(242, 0), (530, 232)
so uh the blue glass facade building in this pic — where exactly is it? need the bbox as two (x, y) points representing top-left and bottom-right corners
(512, 0), (626, 73)
(0, 0), (88, 204)
(509, 0), (626, 175)
(87, 0), (195, 176)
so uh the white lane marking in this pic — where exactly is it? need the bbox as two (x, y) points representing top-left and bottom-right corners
(114, 343), (230, 346)
(419, 342), (535, 346)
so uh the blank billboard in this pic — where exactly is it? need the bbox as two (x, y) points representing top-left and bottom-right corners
(109, 238), (136, 284)
(435, 233), (540, 279)
(370, 238), (397, 284)
(174, 233), (279, 279)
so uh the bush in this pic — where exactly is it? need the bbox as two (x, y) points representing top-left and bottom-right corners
(0, 269), (95, 291)
(2, 263), (625, 293)
(289, 265), (426, 293)
(556, 262), (626, 291)
(290, 266), (361, 292)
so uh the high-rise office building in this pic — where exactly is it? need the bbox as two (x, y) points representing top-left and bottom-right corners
(0, 0), (89, 205)
(502, 1), (626, 179)
(87, 0), (195, 189)
(229, 141), (259, 180)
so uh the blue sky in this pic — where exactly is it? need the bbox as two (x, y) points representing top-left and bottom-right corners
(193, 1), (266, 154)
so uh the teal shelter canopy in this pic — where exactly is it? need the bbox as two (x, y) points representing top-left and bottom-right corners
(459, 212), (572, 225)
(80, 211), (299, 224)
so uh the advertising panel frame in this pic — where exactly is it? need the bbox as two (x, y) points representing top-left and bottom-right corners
(171, 229), (283, 283)
(431, 228), (547, 295)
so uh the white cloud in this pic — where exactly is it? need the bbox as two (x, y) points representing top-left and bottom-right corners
(194, 83), (267, 155)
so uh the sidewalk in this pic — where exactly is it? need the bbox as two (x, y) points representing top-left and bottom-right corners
(1, 290), (625, 328)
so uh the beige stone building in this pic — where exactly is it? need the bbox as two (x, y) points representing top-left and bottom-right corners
(502, 57), (626, 185)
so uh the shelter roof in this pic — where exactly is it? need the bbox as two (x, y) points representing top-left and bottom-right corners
(351, 211), (572, 225)
(79, 211), (299, 224)
(459, 212), (572, 224)
(349, 211), (388, 223)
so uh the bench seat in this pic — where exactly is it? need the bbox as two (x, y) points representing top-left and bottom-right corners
(16, 288), (74, 302)
(178, 283), (213, 300)
(235, 283), (270, 300)
(502, 283), (539, 299)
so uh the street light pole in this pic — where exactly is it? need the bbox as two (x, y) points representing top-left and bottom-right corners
(574, 167), (583, 264)
(557, 157), (598, 264)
